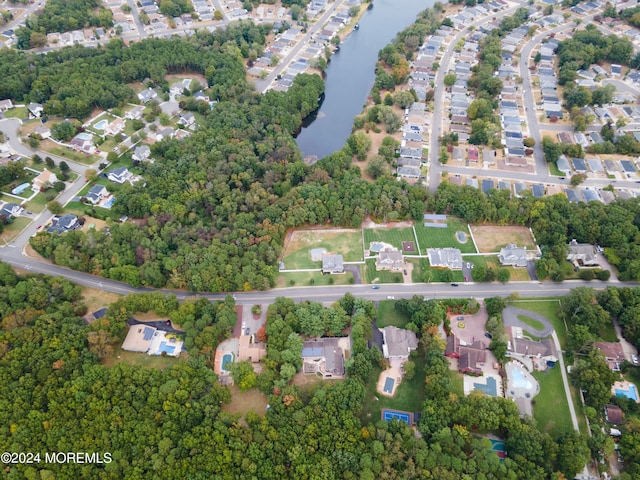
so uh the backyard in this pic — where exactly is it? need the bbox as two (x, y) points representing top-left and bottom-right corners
(414, 217), (477, 254)
(280, 228), (363, 269)
(363, 227), (418, 255)
(532, 367), (575, 437)
(377, 300), (410, 328)
(102, 345), (178, 370)
(222, 385), (269, 416)
(470, 225), (537, 253)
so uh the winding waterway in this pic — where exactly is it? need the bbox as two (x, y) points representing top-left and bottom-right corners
(296, 0), (433, 160)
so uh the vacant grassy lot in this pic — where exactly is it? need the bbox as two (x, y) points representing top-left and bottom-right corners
(471, 225), (537, 253)
(364, 227), (417, 254)
(0, 217), (29, 243)
(415, 218), (476, 254)
(81, 285), (121, 313)
(102, 345), (178, 370)
(275, 270), (355, 288)
(365, 259), (403, 284)
(280, 229), (363, 269)
(222, 385), (269, 416)
(377, 300), (410, 328)
(532, 367), (574, 438)
(409, 258), (464, 283)
(360, 356), (426, 424)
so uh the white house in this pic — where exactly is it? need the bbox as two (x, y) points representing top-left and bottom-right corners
(132, 145), (151, 162)
(107, 166), (133, 184)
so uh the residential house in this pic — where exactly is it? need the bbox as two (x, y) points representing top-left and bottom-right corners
(498, 244), (527, 267)
(85, 184), (108, 205)
(34, 125), (51, 140)
(48, 214), (79, 234)
(427, 248), (463, 269)
(382, 326), (417, 362)
(122, 325), (156, 353)
(376, 248), (404, 272)
(32, 169), (58, 192)
(507, 326), (556, 360)
(238, 335), (266, 363)
(567, 239), (598, 266)
(156, 127), (175, 142)
(177, 112), (195, 128)
(321, 254), (344, 274)
(70, 135), (95, 154)
(107, 166), (133, 184)
(445, 333), (489, 375)
(301, 338), (345, 378)
(125, 105), (145, 120)
(0, 203), (23, 218)
(138, 88), (158, 103)
(0, 99), (13, 112)
(28, 103), (44, 118)
(132, 145), (151, 162)
(594, 342), (625, 371)
(605, 404), (624, 424)
(105, 118), (126, 136)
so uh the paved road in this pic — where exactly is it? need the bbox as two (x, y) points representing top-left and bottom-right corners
(502, 306), (554, 337)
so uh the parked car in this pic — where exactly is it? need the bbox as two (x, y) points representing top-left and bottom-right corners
(484, 332), (493, 339)
(451, 283), (459, 287)
(632, 354), (638, 365)
(403, 269), (408, 275)
(371, 285), (380, 289)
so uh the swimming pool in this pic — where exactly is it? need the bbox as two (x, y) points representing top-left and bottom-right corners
(11, 182), (30, 195)
(102, 197), (115, 208)
(615, 384), (639, 401)
(157, 341), (176, 355)
(512, 368), (533, 390)
(75, 132), (93, 140)
(383, 377), (395, 394)
(94, 119), (108, 130)
(221, 353), (234, 371)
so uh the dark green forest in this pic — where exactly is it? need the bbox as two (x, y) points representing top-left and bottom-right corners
(0, 266), (606, 479)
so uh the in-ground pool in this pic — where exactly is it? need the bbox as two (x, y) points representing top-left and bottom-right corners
(11, 182), (30, 195)
(94, 119), (108, 130)
(157, 341), (176, 355)
(102, 197), (115, 208)
(615, 384), (639, 401)
(221, 353), (234, 372)
(511, 368), (532, 390)
(75, 132), (93, 140)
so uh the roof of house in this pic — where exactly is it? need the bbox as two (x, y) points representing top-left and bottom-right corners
(605, 404), (624, 424)
(122, 325), (157, 352)
(322, 254), (344, 272)
(509, 328), (555, 357)
(427, 248), (463, 269)
(458, 347), (487, 374)
(382, 326), (418, 358)
(301, 338), (344, 376)
(498, 244), (527, 267)
(377, 248), (404, 268)
(594, 342), (625, 362)
(567, 239), (597, 265)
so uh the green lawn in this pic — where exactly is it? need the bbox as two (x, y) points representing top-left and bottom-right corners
(509, 299), (566, 347)
(377, 300), (410, 328)
(365, 259), (403, 284)
(414, 217), (477, 254)
(517, 314), (546, 332)
(280, 229), (364, 269)
(0, 217), (30, 243)
(409, 258), (464, 283)
(532, 367), (575, 438)
(4, 107), (28, 119)
(102, 345), (178, 370)
(46, 146), (99, 165)
(597, 320), (618, 343)
(275, 270), (355, 288)
(64, 200), (123, 221)
(449, 369), (464, 397)
(23, 193), (48, 213)
(364, 227), (418, 255)
(549, 162), (563, 176)
(360, 356), (427, 424)
(483, 256), (531, 281)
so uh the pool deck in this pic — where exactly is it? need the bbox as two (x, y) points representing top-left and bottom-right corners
(214, 338), (239, 379)
(612, 381), (639, 403)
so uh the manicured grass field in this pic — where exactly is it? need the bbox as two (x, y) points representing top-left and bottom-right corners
(532, 367), (574, 438)
(482, 256), (531, 281)
(365, 259), (403, 284)
(102, 345), (178, 370)
(414, 217), (477, 254)
(280, 229), (363, 269)
(360, 356), (426, 424)
(23, 193), (48, 213)
(449, 369), (464, 397)
(517, 314), (546, 332)
(46, 145), (99, 165)
(377, 300), (410, 328)
(410, 258), (464, 283)
(275, 270), (355, 288)
(363, 227), (418, 255)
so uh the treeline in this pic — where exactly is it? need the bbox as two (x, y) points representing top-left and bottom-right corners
(16, 0), (113, 49)
(1, 21), (270, 118)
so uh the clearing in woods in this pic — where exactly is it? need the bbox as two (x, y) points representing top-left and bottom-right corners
(280, 229), (364, 269)
(470, 225), (537, 253)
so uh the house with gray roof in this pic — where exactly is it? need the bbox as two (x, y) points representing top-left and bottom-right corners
(137, 88), (157, 104)
(0, 203), (23, 218)
(322, 254), (344, 274)
(132, 145), (151, 162)
(427, 248), (462, 270)
(376, 248), (404, 272)
(302, 338), (345, 378)
(567, 239), (598, 266)
(47, 214), (79, 234)
(85, 184), (108, 205)
(382, 326), (418, 362)
(498, 244), (527, 267)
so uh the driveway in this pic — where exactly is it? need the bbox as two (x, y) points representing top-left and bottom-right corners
(502, 306), (553, 338)
(345, 264), (361, 284)
(450, 305), (488, 345)
(526, 260), (538, 281)
(613, 318), (638, 360)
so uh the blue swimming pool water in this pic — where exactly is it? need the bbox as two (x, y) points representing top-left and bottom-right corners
(615, 384), (639, 401)
(94, 119), (108, 130)
(222, 353), (233, 371)
(383, 377), (395, 394)
(76, 132), (92, 140)
(11, 182), (30, 195)
(157, 341), (176, 355)
(512, 368), (532, 389)
(102, 197), (115, 208)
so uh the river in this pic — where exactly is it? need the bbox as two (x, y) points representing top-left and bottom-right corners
(295, 0), (432, 160)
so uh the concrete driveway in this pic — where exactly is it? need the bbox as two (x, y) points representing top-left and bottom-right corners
(502, 306), (553, 338)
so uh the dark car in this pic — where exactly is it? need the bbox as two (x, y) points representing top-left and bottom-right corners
(451, 283), (459, 287)
(403, 269), (408, 275)
(484, 332), (493, 339)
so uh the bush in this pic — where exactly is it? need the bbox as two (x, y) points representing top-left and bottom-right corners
(597, 269), (611, 281)
(578, 269), (595, 281)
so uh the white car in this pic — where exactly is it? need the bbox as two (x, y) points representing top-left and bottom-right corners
(632, 354), (638, 365)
